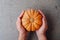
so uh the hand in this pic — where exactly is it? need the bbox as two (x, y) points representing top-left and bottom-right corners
(16, 11), (27, 40)
(36, 10), (48, 40)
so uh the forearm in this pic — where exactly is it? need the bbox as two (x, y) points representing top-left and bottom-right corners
(38, 34), (47, 40)
(18, 33), (26, 40)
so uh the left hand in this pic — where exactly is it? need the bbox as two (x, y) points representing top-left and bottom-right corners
(16, 11), (28, 38)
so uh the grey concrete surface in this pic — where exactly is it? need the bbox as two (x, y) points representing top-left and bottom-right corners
(0, 0), (60, 40)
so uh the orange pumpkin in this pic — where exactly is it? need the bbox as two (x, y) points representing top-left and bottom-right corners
(22, 9), (43, 31)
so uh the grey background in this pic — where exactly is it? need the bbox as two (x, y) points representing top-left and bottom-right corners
(0, 0), (60, 40)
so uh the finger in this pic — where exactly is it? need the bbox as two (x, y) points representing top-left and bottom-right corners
(38, 10), (48, 26)
(16, 18), (20, 31)
(38, 10), (48, 31)
(41, 15), (48, 31)
(38, 10), (45, 18)
(18, 11), (25, 18)
(38, 10), (46, 26)
(42, 17), (46, 27)
(16, 18), (20, 26)
(19, 18), (26, 31)
(17, 17), (25, 29)
(16, 17), (25, 31)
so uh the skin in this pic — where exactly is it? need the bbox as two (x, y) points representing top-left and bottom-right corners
(16, 10), (48, 40)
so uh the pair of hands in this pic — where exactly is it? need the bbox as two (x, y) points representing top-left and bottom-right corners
(16, 10), (48, 40)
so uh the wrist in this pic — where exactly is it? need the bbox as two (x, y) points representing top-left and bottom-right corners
(37, 34), (47, 40)
(37, 33), (45, 37)
(18, 33), (27, 40)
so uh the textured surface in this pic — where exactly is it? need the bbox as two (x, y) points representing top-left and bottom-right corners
(0, 0), (60, 40)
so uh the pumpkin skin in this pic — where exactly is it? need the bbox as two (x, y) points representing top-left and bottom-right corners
(22, 9), (43, 31)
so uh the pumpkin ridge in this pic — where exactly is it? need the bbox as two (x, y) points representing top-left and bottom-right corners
(32, 23), (36, 30)
(31, 9), (34, 16)
(34, 21), (41, 26)
(27, 10), (31, 18)
(33, 12), (39, 18)
(31, 23), (35, 31)
(33, 22), (40, 30)
(26, 11), (31, 18)
(34, 15), (42, 20)
(34, 19), (42, 25)
(25, 23), (30, 30)
(26, 23), (31, 31)
(22, 18), (29, 22)
(22, 20), (30, 26)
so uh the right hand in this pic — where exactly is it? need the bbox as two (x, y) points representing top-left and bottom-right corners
(36, 10), (48, 37)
